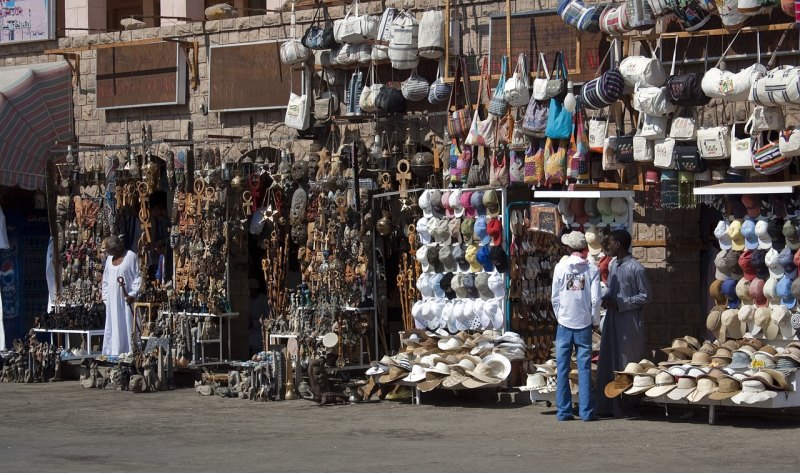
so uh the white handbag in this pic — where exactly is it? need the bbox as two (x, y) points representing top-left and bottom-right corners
(532, 53), (550, 101)
(375, 8), (398, 43)
(619, 42), (666, 88)
(505, 53), (531, 107)
(750, 66), (800, 106)
(697, 126), (731, 160)
(418, 10), (444, 59)
(779, 127), (800, 157)
(669, 115), (697, 140)
(285, 72), (310, 130)
(388, 10), (419, 70)
(355, 43), (372, 65)
(280, 5), (310, 65)
(633, 135), (654, 162)
(702, 31), (765, 102)
(334, 0), (376, 44)
(730, 104), (753, 169)
(633, 84), (677, 117)
(336, 43), (358, 66)
(653, 138), (676, 169)
(589, 115), (607, 150)
(745, 105), (786, 133)
(359, 62), (381, 113)
(639, 113), (668, 139)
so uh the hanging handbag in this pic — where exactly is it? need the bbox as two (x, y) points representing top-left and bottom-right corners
(750, 26), (798, 106)
(336, 43), (358, 66)
(625, 0), (656, 29)
(490, 145), (510, 187)
(588, 113), (607, 152)
(703, 30), (766, 102)
(356, 43), (372, 65)
(509, 148), (526, 185)
(280, 37), (311, 66)
(665, 38), (710, 107)
(428, 59), (453, 105)
(447, 57), (473, 140)
(697, 105), (731, 160)
(314, 79), (338, 122)
(619, 41), (666, 87)
(532, 53), (551, 101)
(613, 105), (635, 163)
(633, 135), (654, 162)
(580, 41), (625, 110)
(450, 140), (471, 185)
(524, 141), (545, 186)
(285, 71), (310, 130)
(599, 4), (631, 35)
(401, 68), (430, 102)
(389, 10), (419, 70)
(730, 104), (754, 169)
(602, 104), (628, 170)
(654, 138), (677, 169)
(779, 127), (800, 157)
(345, 70), (364, 116)
(673, 144), (707, 173)
(569, 104), (590, 178)
(467, 147), (490, 187)
(375, 83), (406, 114)
(334, 0), (377, 44)
(546, 96), (573, 140)
(546, 52), (569, 100)
(639, 113), (668, 139)
(633, 84), (677, 117)
(521, 99), (549, 137)
(505, 53), (531, 107)
(665, 0), (711, 30)
(752, 131), (790, 175)
(375, 7), (398, 44)
(489, 56), (509, 117)
(745, 106), (786, 132)
(359, 62), (383, 113)
(669, 114), (697, 140)
(418, 10), (445, 59)
(544, 138), (569, 186)
(302, 3), (337, 50)
(466, 59), (497, 147)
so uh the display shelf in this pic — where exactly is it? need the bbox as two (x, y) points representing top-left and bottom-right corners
(533, 190), (635, 199)
(33, 328), (104, 357)
(158, 311), (239, 364)
(693, 181), (800, 196)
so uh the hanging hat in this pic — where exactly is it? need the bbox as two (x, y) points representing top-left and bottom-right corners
(768, 219), (786, 251)
(482, 190), (500, 218)
(489, 246), (509, 273)
(741, 220), (759, 251)
(741, 195), (761, 219)
(474, 217), (491, 245)
(487, 218), (503, 246)
(470, 191), (486, 216)
(714, 250), (731, 281)
(725, 249), (744, 280)
(452, 245), (470, 272)
(611, 197), (629, 224)
(784, 219), (800, 250)
(739, 250), (756, 281)
(417, 217), (432, 245)
(751, 250), (770, 280)
(778, 247), (797, 280)
(765, 248), (784, 279)
(476, 246), (494, 272)
(728, 220), (745, 252)
(460, 218), (475, 243)
(585, 224), (603, 256)
(597, 198), (614, 224)
(714, 220), (733, 250)
(721, 278), (740, 309)
(755, 220), (772, 250)
(461, 191), (476, 218)
(419, 190), (433, 218)
(450, 189), (464, 218)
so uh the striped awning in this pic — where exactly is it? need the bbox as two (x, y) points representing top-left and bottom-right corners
(0, 61), (73, 190)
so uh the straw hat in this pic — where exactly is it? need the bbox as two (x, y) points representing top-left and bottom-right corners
(708, 375), (742, 400)
(624, 374), (656, 396)
(662, 338), (696, 357)
(418, 370), (449, 392)
(686, 376), (719, 402)
(645, 370), (677, 397)
(462, 363), (503, 388)
(752, 369), (791, 391)
(379, 365), (411, 384)
(483, 354), (512, 380)
(667, 376), (697, 400)
(441, 369), (469, 389)
(689, 351), (711, 366)
(731, 379), (778, 404)
(604, 374), (634, 398)
(402, 365), (427, 383)
(614, 362), (647, 376)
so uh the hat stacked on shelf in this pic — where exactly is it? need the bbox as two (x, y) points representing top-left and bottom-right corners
(414, 189), (508, 332)
(368, 329), (524, 391)
(709, 195), (800, 342)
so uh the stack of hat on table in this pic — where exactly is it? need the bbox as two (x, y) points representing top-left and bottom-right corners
(413, 188), (508, 332)
(556, 197), (631, 231)
(366, 329), (524, 391)
(604, 336), (798, 405)
(710, 194), (800, 340)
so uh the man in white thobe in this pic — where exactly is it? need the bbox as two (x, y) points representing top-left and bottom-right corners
(101, 236), (141, 356)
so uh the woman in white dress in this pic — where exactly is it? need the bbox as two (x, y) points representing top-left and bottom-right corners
(101, 236), (141, 356)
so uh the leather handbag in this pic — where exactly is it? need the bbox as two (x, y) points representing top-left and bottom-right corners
(779, 127), (800, 158)
(447, 57), (473, 140)
(489, 56), (509, 117)
(490, 145), (510, 187)
(314, 79), (338, 122)
(752, 131), (790, 175)
(302, 2), (336, 50)
(665, 38), (710, 107)
(673, 144), (707, 173)
(546, 52), (569, 100)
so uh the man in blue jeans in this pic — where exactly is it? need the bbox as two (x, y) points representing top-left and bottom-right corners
(551, 231), (601, 421)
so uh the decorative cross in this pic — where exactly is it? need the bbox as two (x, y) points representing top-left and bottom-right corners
(396, 159), (411, 198)
(242, 191), (253, 216)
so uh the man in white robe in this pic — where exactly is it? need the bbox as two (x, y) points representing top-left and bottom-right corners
(101, 236), (141, 356)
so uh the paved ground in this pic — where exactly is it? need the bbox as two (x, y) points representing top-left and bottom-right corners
(1, 382), (799, 472)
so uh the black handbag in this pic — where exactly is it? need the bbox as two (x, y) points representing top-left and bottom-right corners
(376, 86), (407, 114)
(466, 147), (489, 187)
(665, 37), (710, 107)
(301, 3), (336, 50)
(612, 105), (635, 163)
(673, 143), (707, 173)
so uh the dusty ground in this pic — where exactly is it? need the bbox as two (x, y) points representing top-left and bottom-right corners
(1, 381), (798, 472)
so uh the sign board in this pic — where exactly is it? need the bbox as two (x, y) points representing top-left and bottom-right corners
(208, 41), (302, 112)
(0, 0), (55, 44)
(96, 42), (187, 110)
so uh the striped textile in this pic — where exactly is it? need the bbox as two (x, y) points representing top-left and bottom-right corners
(0, 61), (72, 190)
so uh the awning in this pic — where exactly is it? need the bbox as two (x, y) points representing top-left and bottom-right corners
(0, 61), (73, 190)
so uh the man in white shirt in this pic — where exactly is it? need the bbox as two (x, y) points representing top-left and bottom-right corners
(551, 231), (601, 422)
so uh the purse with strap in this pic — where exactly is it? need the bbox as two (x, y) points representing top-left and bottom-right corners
(401, 68), (430, 102)
(490, 145), (510, 187)
(447, 57), (473, 140)
(489, 55), (509, 117)
(730, 103), (754, 169)
(302, 2), (336, 50)
(588, 111), (607, 153)
(779, 127), (800, 157)
(532, 53), (551, 101)
(702, 30), (766, 102)
(580, 40), (625, 110)
(613, 104), (635, 163)
(505, 53), (531, 107)
(544, 138), (569, 186)
(280, 6), (311, 65)
(509, 148), (526, 185)
(673, 143), (707, 173)
(524, 141), (545, 186)
(569, 103), (590, 179)
(428, 59), (453, 105)
(665, 37), (710, 107)
(467, 147), (490, 187)
(619, 40), (666, 88)
(654, 138), (676, 169)
(752, 131), (790, 175)
(359, 62), (382, 113)
(546, 52), (569, 100)
(750, 26), (799, 106)
(466, 58), (497, 147)
(697, 105), (731, 160)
